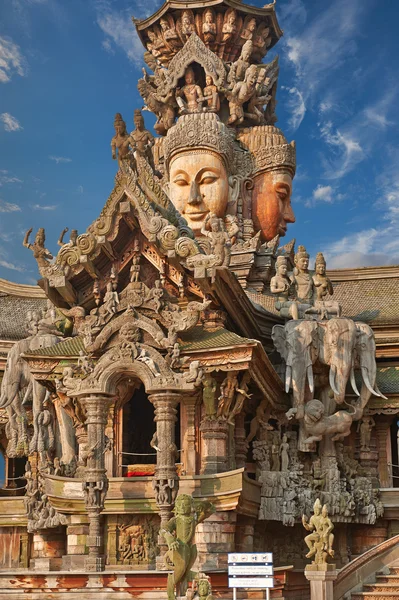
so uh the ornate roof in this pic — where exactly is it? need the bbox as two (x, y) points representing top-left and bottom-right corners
(0, 293), (47, 341)
(247, 266), (399, 326)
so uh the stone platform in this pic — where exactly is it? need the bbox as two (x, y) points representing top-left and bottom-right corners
(0, 567), (309, 599)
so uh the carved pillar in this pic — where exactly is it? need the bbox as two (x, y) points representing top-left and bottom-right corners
(79, 393), (113, 572)
(234, 413), (248, 469)
(235, 515), (256, 552)
(375, 416), (394, 488)
(200, 418), (229, 474)
(181, 395), (198, 475)
(304, 565), (337, 600)
(19, 530), (29, 568)
(148, 391), (180, 568)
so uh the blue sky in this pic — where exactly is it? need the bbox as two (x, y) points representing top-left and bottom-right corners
(0, 0), (398, 284)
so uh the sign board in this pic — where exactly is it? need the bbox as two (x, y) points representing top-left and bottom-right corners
(229, 577), (274, 589)
(228, 552), (274, 597)
(229, 565), (273, 576)
(228, 553), (273, 564)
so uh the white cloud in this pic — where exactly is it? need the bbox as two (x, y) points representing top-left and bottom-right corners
(283, 86), (306, 130)
(0, 200), (21, 213)
(49, 155), (72, 164)
(0, 112), (22, 132)
(0, 170), (23, 185)
(95, 0), (161, 65)
(96, 10), (143, 65)
(0, 36), (26, 83)
(282, 0), (367, 130)
(31, 203), (57, 210)
(318, 120), (364, 179)
(312, 185), (332, 203)
(0, 257), (25, 272)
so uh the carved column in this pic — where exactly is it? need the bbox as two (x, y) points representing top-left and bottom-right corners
(234, 413), (248, 469)
(79, 393), (113, 572)
(181, 395), (198, 475)
(375, 416), (394, 488)
(200, 418), (229, 474)
(148, 391), (180, 568)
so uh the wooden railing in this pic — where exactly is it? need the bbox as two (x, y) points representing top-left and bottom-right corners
(334, 534), (399, 600)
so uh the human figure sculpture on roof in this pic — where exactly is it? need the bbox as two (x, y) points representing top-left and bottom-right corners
(176, 67), (203, 114)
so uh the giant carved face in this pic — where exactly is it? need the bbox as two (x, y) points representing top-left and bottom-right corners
(169, 151), (230, 235)
(252, 169), (295, 241)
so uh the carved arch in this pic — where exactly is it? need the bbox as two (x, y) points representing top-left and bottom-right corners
(160, 33), (227, 92)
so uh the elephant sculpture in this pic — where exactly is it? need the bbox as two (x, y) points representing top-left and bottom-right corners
(272, 317), (385, 423)
(0, 330), (61, 456)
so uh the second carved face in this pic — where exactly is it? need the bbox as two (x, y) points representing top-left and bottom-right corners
(252, 170), (296, 241)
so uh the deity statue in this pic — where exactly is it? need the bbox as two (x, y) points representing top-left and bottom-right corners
(200, 214), (231, 267)
(57, 227), (78, 247)
(103, 281), (119, 317)
(147, 29), (170, 64)
(176, 67), (203, 114)
(228, 41), (253, 85)
(111, 113), (130, 162)
(202, 373), (217, 419)
(358, 415), (375, 452)
(125, 109), (160, 176)
(221, 9), (237, 45)
(23, 228), (53, 275)
(270, 256), (299, 320)
(302, 499), (334, 564)
(313, 252), (333, 302)
(202, 9), (216, 45)
(240, 17), (257, 45)
(179, 10), (195, 43)
(228, 371), (252, 424)
(292, 246), (314, 304)
(253, 23), (272, 61)
(196, 577), (215, 600)
(217, 372), (239, 420)
(159, 16), (180, 50)
(202, 74), (220, 113)
(165, 113), (235, 236)
(237, 126), (296, 241)
(225, 64), (258, 125)
(162, 494), (214, 599)
(280, 434), (290, 471)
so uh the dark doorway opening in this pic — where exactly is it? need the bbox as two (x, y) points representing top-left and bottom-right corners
(122, 385), (156, 466)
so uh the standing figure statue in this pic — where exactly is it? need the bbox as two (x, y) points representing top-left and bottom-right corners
(358, 415), (375, 452)
(292, 245), (314, 304)
(302, 499), (334, 565)
(23, 228), (53, 276)
(162, 494), (214, 600)
(111, 113), (130, 162)
(202, 374), (217, 419)
(125, 109), (160, 176)
(201, 214), (231, 267)
(225, 64), (258, 125)
(280, 434), (290, 471)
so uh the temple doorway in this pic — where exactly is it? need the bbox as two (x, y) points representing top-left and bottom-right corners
(118, 384), (181, 477)
(390, 418), (399, 488)
(120, 385), (156, 476)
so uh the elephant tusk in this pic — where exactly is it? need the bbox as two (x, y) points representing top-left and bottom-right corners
(361, 366), (381, 397)
(329, 364), (340, 397)
(285, 365), (292, 393)
(350, 368), (360, 397)
(375, 385), (388, 401)
(307, 365), (314, 395)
